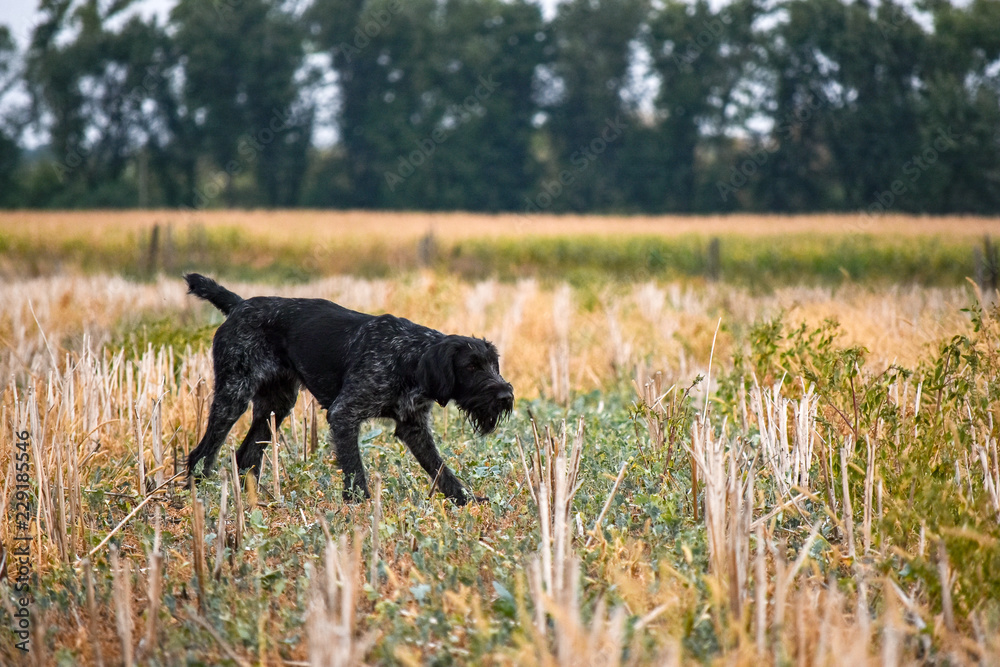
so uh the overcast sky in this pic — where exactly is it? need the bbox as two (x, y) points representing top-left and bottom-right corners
(2, 0), (166, 47)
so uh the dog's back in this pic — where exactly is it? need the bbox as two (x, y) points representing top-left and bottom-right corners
(187, 274), (378, 405)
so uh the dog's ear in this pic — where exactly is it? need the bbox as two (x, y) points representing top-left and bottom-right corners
(417, 339), (457, 405)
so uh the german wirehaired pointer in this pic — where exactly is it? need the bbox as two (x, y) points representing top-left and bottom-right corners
(184, 274), (514, 505)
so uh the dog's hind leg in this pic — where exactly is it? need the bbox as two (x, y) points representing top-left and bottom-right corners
(188, 376), (253, 478)
(235, 375), (300, 478)
(395, 415), (469, 504)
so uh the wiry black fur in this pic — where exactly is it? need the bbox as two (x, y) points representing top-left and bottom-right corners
(184, 273), (514, 505)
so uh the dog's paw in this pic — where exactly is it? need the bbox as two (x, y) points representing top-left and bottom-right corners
(342, 487), (372, 504)
(451, 491), (488, 506)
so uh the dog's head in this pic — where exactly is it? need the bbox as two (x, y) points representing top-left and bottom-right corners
(417, 335), (514, 435)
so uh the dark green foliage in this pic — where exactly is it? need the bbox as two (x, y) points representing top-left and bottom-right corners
(537, 0), (646, 212)
(0, 25), (19, 207)
(20, 0), (178, 207)
(306, 0), (547, 210)
(172, 0), (314, 207)
(1, 0), (999, 212)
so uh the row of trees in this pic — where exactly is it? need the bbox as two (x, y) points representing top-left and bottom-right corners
(1, 0), (998, 213)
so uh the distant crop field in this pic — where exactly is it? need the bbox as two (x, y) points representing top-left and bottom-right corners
(1, 217), (999, 664)
(2, 211), (999, 286)
(3, 210), (1000, 239)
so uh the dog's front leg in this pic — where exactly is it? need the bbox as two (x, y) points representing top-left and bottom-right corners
(395, 415), (473, 505)
(326, 402), (370, 502)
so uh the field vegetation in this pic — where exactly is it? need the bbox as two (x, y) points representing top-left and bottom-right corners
(1, 213), (1000, 665)
(2, 211), (999, 286)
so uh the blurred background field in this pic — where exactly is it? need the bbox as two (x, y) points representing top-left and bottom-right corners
(2, 210), (999, 287)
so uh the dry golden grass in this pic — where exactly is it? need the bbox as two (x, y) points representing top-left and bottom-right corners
(2, 211), (994, 288)
(0, 268), (994, 665)
(0, 274), (972, 398)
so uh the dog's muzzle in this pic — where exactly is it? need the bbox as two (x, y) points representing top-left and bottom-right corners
(461, 381), (514, 436)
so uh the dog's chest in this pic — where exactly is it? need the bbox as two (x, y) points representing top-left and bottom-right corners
(392, 388), (434, 421)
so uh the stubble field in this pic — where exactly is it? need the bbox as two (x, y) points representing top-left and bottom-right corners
(1, 211), (999, 665)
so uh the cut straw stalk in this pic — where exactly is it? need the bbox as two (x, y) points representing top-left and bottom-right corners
(690, 420), (728, 581)
(633, 369), (666, 452)
(142, 507), (163, 660)
(83, 558), (105, 667)
(517, 419), (584, 599)
(151, 397), (164, 487)
(749, 375), (818, 499)
(269, 411), (281, 502)
(310, 398), (319, 459)
(307, 532), (371, 667)
(754, 525), (766, 655)
(54, 435), (69, 563)
(726, 445), (753, 619)
(191, 487), (207, 609)
(972, 422), (1000, 520)
(214, 468), (229, 580)
(585, 460), (627, 548)
(863, 435), (875, 554)
(519, 417), (642, 665)
(230, 449), (245, 550)
(111, 545), (133, 667)
(882, 577), (902, 667)
(133, 402), (145, 497)
(689, 419), (753, 619)
(840, 442), (857, 559)
(24, 385), (54, 577)
(937, 540), (955, 632)
(370, 472), (382, 591)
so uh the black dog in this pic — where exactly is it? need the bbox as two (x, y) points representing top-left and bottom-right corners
(184, 274), (514, 505)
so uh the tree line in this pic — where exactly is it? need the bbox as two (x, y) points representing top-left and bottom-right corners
(0, 0), (998, 213)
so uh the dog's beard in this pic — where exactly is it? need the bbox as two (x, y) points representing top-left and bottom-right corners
(458, 391), (514, 436)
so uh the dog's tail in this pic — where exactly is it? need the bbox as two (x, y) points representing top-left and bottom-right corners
(185, 273), (243, 316)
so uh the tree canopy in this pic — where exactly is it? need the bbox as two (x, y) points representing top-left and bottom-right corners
(1, 0), (997, 213)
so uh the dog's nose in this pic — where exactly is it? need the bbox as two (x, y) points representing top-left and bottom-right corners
(497, 387), (514, 402)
